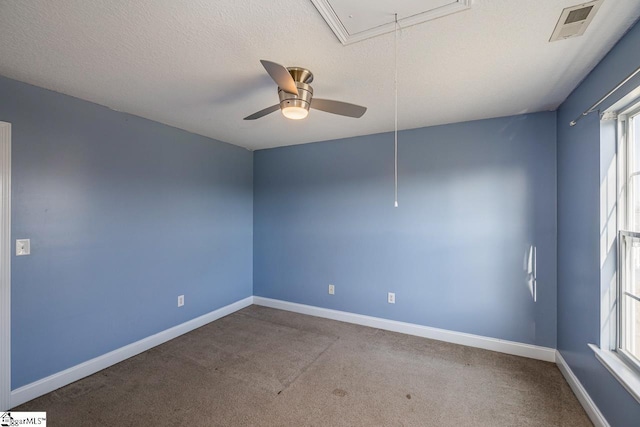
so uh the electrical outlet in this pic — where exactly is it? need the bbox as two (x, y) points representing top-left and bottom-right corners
(388, 292), (395, 304)
(328, 284), (335, 295)
(178, 295), (184, 307)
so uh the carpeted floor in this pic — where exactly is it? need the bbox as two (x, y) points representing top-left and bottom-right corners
(16, 305), (592, 426)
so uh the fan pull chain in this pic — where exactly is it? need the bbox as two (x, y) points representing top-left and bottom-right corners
(394, 13), (399, 208)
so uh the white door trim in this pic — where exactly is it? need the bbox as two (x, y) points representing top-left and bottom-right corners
(0, 122), (11, 411)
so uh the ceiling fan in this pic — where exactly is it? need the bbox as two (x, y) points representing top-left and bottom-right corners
(244, 60), (367, 121)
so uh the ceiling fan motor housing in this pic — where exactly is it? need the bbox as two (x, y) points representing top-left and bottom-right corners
(278, 81), (313, 112)
(287, 67), (314, 84)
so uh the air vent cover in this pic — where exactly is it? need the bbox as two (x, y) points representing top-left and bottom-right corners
(550, 0), (603, 42)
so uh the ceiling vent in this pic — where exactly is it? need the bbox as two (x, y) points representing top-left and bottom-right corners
(550, 0), (603, 42)
(311, 0), (472, 45)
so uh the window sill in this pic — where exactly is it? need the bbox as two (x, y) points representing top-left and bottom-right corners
(589, 344), (640, 404)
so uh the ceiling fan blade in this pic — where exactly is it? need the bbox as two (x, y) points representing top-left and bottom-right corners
(260, 60), (299, 95)
(244, 104), (280, 120)
(311, 98), (367, 118)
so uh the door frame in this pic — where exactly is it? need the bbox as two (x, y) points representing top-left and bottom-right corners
(0, 122), (11, 411)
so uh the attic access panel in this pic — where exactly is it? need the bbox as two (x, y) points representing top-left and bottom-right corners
(311, 0), (472, 45)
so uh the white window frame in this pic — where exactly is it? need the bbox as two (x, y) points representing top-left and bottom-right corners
(618, 103), (640, 371)
(590, 101), (640, 404)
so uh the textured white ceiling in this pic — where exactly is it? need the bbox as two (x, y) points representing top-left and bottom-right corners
(1, 0), (639, 150)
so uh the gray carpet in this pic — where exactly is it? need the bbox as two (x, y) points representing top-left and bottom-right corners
(16, 305), (592, 426)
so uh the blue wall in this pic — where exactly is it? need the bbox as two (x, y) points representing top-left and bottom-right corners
(0, 76), (254, 389)
(254, 113), (557, 348)
(557, 20), (640, 427)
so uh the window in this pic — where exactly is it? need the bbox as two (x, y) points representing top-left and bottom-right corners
(618, 103), (640, 371)
(590, 100), (640, 403)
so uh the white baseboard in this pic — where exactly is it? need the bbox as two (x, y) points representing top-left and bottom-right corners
(10, 296), (253, 408)
(555, 350), (609, 427)
(253, 296), (556, 362)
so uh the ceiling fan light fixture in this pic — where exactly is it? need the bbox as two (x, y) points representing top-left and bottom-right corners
(243, 61), (367, 121)
(279, 84), (312, 120)
(282, 105), (309, 120)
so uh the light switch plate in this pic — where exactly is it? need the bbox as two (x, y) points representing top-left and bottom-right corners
(16, 239), (30, 256)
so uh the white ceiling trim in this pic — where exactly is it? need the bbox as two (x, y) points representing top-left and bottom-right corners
(311, 0), (472, 45)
